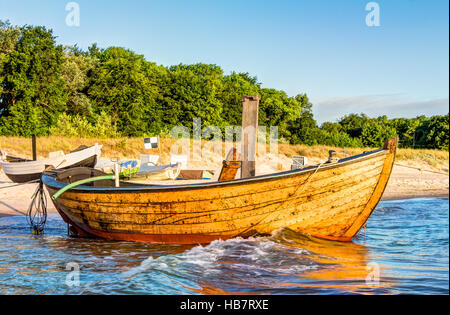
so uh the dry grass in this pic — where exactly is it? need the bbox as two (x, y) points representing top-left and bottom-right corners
(277, 143), (371, 159)
(396, 148), (449, 171)
(1, 136), (448, 172)
(0, 136), (175, 161)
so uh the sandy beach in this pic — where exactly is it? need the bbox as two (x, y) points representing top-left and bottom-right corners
(382, 164), (449, 200)
(0, 164), (448, 218)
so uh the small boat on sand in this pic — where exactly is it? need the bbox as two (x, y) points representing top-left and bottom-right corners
(0, 144), (102, 183)
(42, 138), (397, 244)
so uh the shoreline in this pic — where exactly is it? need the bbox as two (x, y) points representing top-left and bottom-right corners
(381, 193), (449, 202)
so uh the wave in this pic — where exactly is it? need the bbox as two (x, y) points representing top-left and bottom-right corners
(122, 235), (318, 281)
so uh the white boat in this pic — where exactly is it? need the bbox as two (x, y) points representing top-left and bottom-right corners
(0, 144), (102, 183)
(125, 163), (182, 182)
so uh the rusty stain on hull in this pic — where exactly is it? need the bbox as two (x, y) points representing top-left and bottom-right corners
(43, 138), (398, 244)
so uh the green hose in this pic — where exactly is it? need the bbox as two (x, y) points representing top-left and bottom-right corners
(51, 175), (115, 200)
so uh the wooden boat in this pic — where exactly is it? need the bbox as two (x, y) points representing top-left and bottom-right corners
(126, 163), (182, 181)
(42, 138), (397, 244)
(97, 160), (181, 181)
(0, 144), (102, 183)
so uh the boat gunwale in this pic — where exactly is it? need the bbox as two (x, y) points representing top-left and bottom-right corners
(42, 148), (387, 193)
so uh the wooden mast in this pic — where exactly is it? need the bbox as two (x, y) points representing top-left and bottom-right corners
(241, 95), (260, 178)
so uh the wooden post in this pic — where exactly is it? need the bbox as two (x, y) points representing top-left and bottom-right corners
(157, 136), (162, 166)
(32, 134), (37, 161)
(241, 95), (260, 178)
(114, 162), (120, 187)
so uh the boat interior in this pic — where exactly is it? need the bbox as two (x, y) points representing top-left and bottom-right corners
(45, 145), (388, 189)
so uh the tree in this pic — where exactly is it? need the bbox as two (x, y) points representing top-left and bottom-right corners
(0, 25), (67, 136)
(0, 21), (21, 121)
(339, 113), (370, 138)
(321, 122), (343, 134)
(389, 117), (425, 148)
(88, 47), (164, 136)
(61, 45), (96, 117)
(219, 72), (260, 127)
(258, 89), (302, 140)
(361, 120), (397, 147)
(0, 20), (20, 81)
(289, 94), (316, 144)
(416, 114), (449, 150)
(161, 63), (225, 131)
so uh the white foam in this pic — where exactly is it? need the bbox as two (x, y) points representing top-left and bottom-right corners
(122, 236), (316, 280)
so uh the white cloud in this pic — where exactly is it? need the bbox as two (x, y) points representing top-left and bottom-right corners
(310, 94), (449, 124)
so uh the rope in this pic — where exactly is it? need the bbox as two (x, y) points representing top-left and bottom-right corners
(394, 163), (449, 175)
(26, 179), (47, 235)
(0, 178), (41, 190)
(235, 162), (325, 237)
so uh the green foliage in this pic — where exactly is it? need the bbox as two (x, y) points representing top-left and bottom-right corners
(61, 46), (96, 116)
(162, 63), (225, 130)
(0, 20), (448, 151)
(321, 122), (343, 134)
(415, 114), (449, 150)
(0, 24), (67, 136)
(0, 20), (20, 83)
(219, 72), (260, 126)
(361, 120), (398, 147)
(288, 94), (363, 148)
(259, 89), (302, 140)
(49, 111), (119, 138)
(388, 117), (422, 148)
(87, 47), (164, 137)
(339, 114), (370, 138)
(289, 94), (318, 144)
(291, 125), (363, 148)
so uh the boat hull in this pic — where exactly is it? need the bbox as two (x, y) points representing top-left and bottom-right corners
(4, 155), (99, 183)
(44, 139), (397, 244)
(1, 145), (101, 183)
(57, 208), (232, 244)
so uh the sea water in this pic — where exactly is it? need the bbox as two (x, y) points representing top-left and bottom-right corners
(0, 198), (448, 295)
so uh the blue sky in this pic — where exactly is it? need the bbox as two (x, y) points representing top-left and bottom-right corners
(1, 0), (448, 123)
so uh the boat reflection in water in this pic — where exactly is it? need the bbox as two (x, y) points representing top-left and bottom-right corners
(272, 229), (392, 294)
(184, 228), (392, 295)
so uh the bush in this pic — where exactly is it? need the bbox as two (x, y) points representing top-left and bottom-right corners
(94, 111), (120, 138)
(361, 120), (397, 147)
(416, 115), (449, 150)
(49, 112), (120, 138)
(291, 127), (363, 148)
